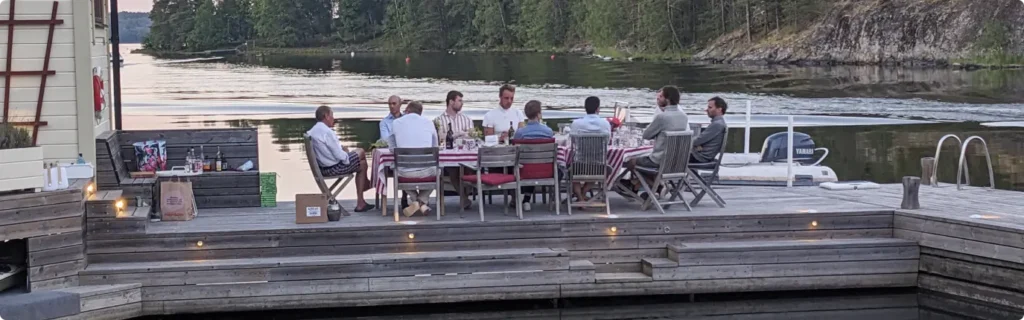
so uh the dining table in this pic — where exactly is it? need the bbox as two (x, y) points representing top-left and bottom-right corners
(371, 143), (653, 196)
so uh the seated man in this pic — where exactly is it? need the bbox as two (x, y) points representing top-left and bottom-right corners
(379, 95), (403, 143)
(631, 86), (689, 199)
(692, 97), (728, 164)
(636, 86), (689, 169)
(389, 101), (439, 217)
(307, 106), (374, 212)
(570, 96), (611, 135)
(568, 96), (611, 203)
(513, 101), (554, 211)
(514, 100), (554, 140)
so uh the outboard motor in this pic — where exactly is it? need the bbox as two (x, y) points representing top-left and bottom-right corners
(760, 132), (820, 165)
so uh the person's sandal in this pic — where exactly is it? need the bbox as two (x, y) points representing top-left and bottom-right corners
(354, 204), (376, 213)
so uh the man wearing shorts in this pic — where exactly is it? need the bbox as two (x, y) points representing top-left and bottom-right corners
(307, 105), (374, 212)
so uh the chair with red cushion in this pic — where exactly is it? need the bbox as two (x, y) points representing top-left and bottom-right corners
(393, 147), (443, 222)
(512, 138), (560, 216)
(460, 146), (521, 221)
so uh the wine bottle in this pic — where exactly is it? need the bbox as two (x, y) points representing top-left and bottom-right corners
(445, 123), (455, 150)
(215, 146), (223, 172)
(507, 121), (515, 145)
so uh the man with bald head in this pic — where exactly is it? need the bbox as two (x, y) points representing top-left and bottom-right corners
(379, 95), (403, 142)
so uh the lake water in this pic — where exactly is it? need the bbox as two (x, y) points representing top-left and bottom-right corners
(120, 44), (1024, 193)
(135, 289), (1022, 319)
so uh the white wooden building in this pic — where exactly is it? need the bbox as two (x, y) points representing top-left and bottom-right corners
(1, 0), (111, 164)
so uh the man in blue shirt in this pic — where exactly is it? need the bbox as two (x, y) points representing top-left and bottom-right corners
(570, 96), (611, 135)
(512, 100), (553, 211)
(514, 100), (554, 140)
(379, 95), (402, 142)
(567, 96), (610, 206)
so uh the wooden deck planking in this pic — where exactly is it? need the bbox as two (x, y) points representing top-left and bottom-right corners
(7, 181), (1024, 316)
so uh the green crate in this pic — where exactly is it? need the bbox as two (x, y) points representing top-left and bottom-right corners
(262, 172), (278, 192)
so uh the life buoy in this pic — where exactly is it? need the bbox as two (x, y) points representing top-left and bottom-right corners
(93, 74), (104, 112)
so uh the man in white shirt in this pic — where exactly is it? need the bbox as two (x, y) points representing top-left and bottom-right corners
(482, 84), (525, 143)
(389, 101), (439, 217)
(307, 106), (373, 212)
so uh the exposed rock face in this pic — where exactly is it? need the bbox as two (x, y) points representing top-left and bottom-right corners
(695, 0), (1024, 65)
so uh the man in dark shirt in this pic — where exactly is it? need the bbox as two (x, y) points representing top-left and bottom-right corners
(692, 97), (728, 163)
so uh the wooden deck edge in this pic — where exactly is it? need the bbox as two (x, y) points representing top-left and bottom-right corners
(668, 238), (916, 253)
(83, 248), (568, 274)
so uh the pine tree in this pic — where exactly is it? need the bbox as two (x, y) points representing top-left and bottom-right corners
(145, 0), (197, 51)
(219, 0), (254, 43)
(188, 0), (227, 50)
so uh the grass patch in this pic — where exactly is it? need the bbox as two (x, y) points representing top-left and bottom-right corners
(953, 50), (1024, 67)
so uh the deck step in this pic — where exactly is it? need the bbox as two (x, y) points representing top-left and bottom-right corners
(641, 258), (677, 277)
(53, 284), (143, 319)
(667, 238), (919, 265)
(86, 206), (147, 238)
(81, 248), (576, 287)
(652, 238), (920, 282)
(85, 190), (123, 217)
(595, 272), (652, 283)
(669, 238), (917, 253)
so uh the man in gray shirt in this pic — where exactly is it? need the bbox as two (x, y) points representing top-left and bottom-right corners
(636, 86), (689, 169)
(691, 97), (728, 163)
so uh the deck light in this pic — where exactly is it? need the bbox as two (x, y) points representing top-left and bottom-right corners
(196, 241), (204, 247)
(408, 233), (415, 239)
(610, 226), (618, 233)
(115, 200), (125, 209)
(811, 221), (818, 227)
(86, 183), (95, 194)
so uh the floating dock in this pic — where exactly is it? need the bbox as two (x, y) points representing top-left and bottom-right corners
(2, 181), (1023, 319)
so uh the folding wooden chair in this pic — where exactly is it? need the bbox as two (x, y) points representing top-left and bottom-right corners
(460, 146), (521, 221)
(567, 134), (611, 216)
(634, 131), (695, 214)
(688, 129), (728, 207)
(303, 134), (354, 215)
(392, 147), (443, 222)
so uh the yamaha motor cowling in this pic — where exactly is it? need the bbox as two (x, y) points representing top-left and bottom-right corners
(760, 132), (820, 165)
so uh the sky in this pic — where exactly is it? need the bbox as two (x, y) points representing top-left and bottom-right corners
(119, 0), (152, 12)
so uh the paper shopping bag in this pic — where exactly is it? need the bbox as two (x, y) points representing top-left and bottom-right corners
(160, 180), (197, 221)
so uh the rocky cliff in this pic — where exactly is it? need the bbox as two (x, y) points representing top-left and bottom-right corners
(695, 0), (1024, 66)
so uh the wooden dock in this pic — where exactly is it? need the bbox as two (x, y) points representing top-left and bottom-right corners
(4, 181), (1024, 319)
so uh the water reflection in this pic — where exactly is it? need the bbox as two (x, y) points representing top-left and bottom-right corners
(134, 290), (1023, 320)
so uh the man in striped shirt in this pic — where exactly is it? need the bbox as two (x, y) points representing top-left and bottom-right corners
(433, 91), (473, 139)
(434, 90), (475, 209)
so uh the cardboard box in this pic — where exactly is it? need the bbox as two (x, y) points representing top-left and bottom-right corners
(295, 194), (329, 224)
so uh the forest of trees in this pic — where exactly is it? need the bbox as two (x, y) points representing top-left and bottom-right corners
(144, 0), (825, 53)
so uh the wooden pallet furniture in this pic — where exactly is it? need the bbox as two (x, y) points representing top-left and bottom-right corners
(95, 128), (261, 209)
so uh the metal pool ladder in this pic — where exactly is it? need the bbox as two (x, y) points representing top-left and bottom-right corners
(932, 134), (969, 187)
(955, 136), (996, 190)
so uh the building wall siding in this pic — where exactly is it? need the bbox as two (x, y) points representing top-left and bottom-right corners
(0, 0), (80, 163)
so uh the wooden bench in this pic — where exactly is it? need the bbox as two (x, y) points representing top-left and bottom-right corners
(642, 239), (919, 288)
(95, 128), (261, 209)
